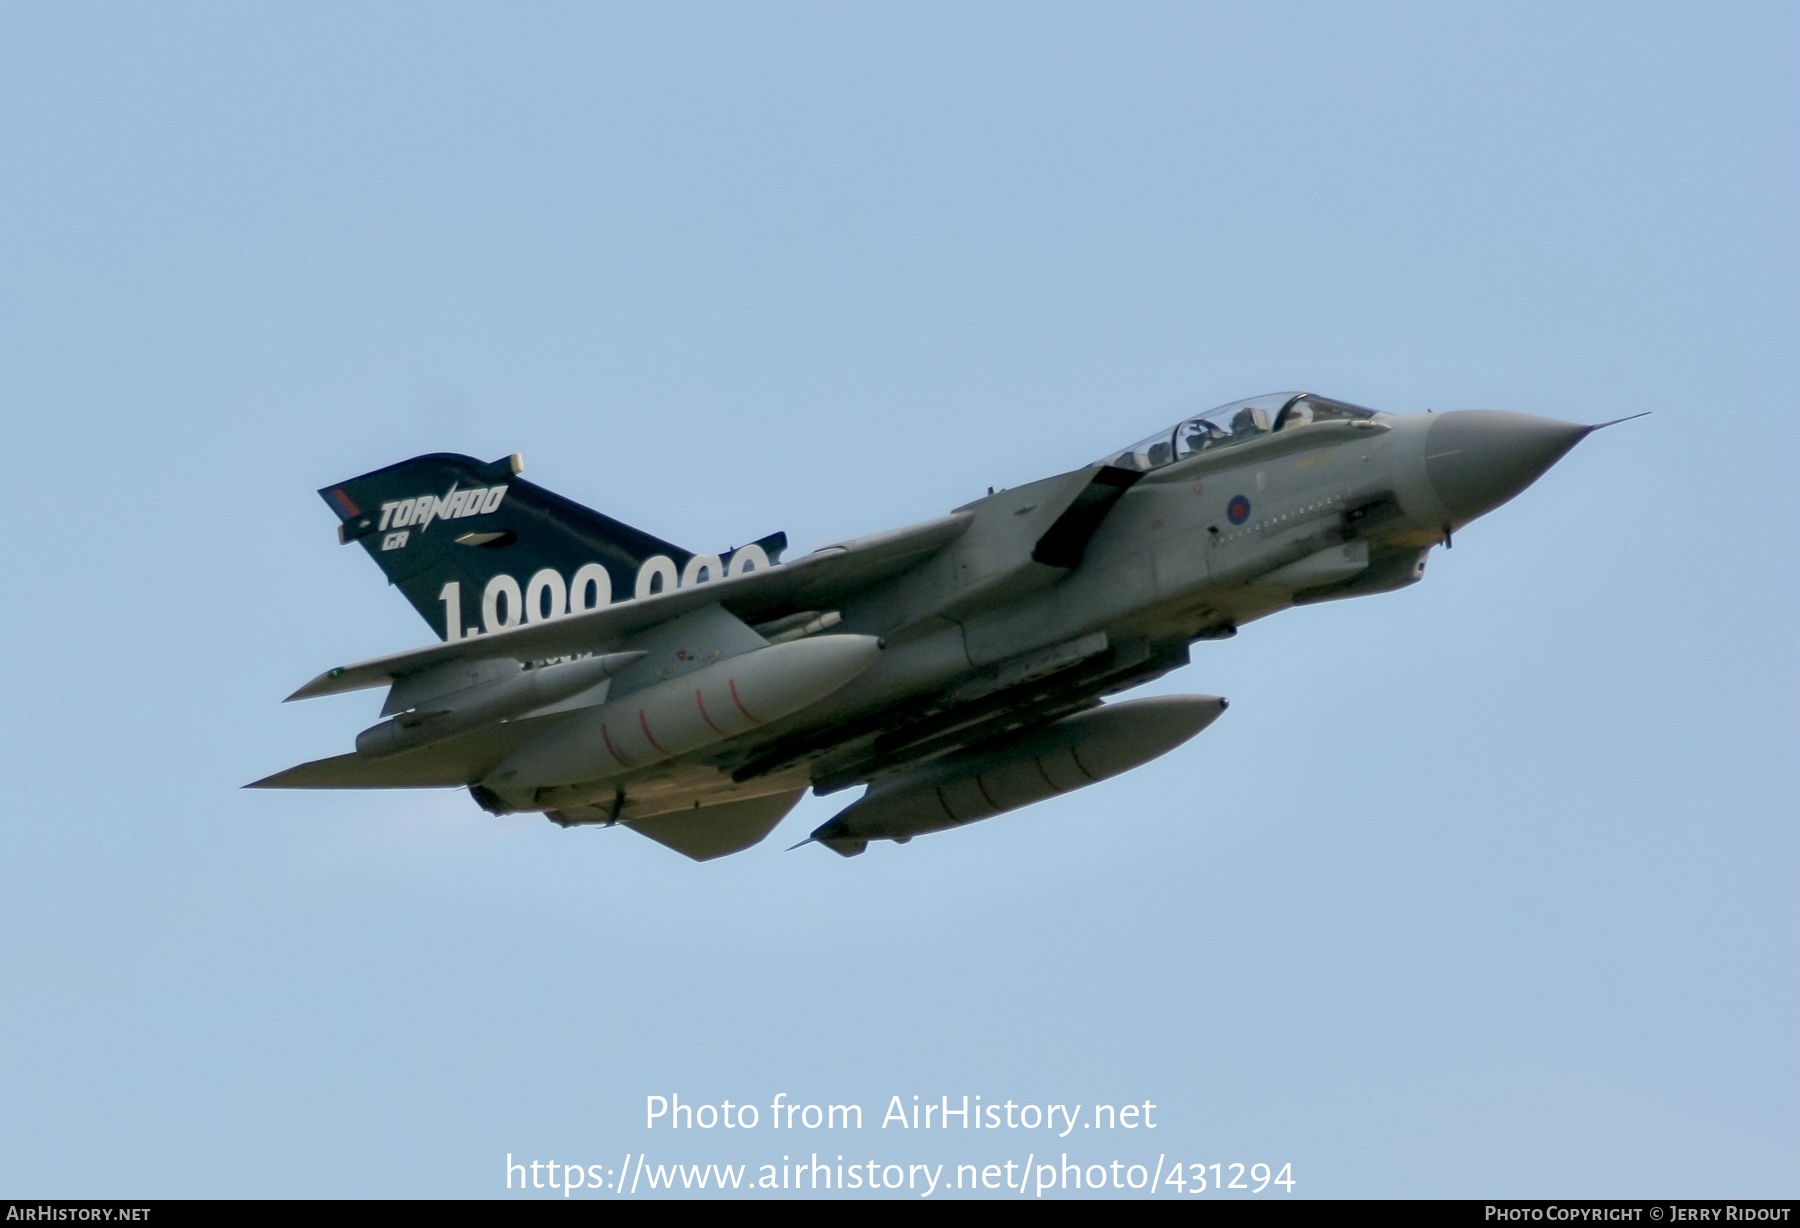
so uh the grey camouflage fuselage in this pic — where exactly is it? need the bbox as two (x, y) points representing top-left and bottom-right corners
(256, 393), (1603, 860)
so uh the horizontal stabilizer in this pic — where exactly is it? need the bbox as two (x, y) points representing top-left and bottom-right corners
(247, 752), (471, 790)
(246, 711), (568, 789)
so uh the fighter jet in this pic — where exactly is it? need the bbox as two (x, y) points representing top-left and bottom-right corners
(253, 393), (1620, 860)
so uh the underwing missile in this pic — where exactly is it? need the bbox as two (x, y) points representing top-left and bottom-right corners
(807, 694), (1228, 856)
(354, 650), (645, 758)
(482, 633), (884, 794)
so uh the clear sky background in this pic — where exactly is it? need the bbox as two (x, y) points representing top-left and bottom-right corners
(1, 1), (1794, 1200)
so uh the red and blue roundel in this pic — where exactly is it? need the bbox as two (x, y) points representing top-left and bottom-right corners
(1227, 495), (1252, 525)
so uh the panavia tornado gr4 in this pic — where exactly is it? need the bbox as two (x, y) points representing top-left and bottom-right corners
(254, 393), (1624, 860)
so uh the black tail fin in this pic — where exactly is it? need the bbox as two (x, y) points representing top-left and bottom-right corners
(320, 453), (784, 642)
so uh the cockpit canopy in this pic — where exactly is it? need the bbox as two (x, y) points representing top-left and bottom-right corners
(1107, 392), (1385, 473)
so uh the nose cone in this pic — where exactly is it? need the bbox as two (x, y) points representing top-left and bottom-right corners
(1425, 410), (1590, 524)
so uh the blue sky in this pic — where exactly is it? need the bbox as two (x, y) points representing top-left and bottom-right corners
(1, 1), (1794, 1198)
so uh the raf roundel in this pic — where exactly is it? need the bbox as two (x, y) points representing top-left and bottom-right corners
(1226, 495), (1252, 525)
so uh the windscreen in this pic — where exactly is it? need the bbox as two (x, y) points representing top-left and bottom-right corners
(1103, 392), (1382, 473)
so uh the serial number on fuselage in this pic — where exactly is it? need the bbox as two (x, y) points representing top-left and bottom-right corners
(437, 546), (773, 643)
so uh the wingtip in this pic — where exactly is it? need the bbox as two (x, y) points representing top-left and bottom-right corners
(284, 672), (339, 702)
